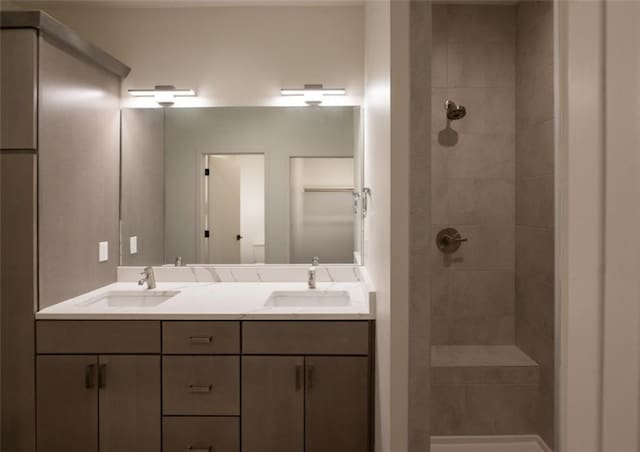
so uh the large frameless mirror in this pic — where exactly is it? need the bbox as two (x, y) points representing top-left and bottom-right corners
(120, 106), (364, 266)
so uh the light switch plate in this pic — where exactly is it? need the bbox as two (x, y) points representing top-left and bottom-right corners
(99, 241), (109, 262)
(130, 236), (138, 255)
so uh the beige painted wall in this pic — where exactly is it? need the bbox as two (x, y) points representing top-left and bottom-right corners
(17, 5), (364, 107)
(601, 1), (640, 451)
(363, 1), (411, 451)
(556, 0), (640, 450)
(38, 35), (122, 308)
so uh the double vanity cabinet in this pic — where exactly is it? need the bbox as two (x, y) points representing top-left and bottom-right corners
(35, 319), (374, 452)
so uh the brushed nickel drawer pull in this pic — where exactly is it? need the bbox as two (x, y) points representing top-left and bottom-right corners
(188, 336), (213, 344)
(187, 445), (211, 452)
(188, 384), (212, 393)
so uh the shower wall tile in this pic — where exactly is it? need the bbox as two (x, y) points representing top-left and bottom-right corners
(516, 63), (554, 127)
(431, 4), (516, 347)
(447, 133), (515, 179)
(516, 226), (554, 287)
(449, 271), (514, 317)
(516, 119), (554, 178)
(515, 1), (555, 448)
(516, 176), (554, 228)
(432, 5), (449, 45)
(432, 42), (448, 88)
(464, 383), (537, 433)
(432, 383), (537, 435)
(447, 41), (516, 88)
(446, 5), (515, 44)
(448, 315), (514, 345)
(432, 366), (539, 386)
(432, 224), (514, 271)
(448, 178), (514, 225)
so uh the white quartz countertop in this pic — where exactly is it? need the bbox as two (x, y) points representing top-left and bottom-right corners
(36, 281), (375, 320)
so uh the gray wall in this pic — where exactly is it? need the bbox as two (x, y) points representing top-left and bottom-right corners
(515, 1), (555, 447)
(431, 4), (517, 345)
(121, 109), (165, 266)
(164, 107), (357, 264)
(38, 35), (121, 308)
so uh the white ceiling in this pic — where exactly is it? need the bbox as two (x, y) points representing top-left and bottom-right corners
(9, 0), (520, 8)
(9, 0), (365, 7)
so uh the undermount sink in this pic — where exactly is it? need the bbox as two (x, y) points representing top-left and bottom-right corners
(265, 290), (351, 307)
(79, 290), (180, 308)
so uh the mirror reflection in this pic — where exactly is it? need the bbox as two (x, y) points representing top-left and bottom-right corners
(121, 107), (363, 266)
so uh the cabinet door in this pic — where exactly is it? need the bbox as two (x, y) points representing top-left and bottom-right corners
(305, 356), (370, 452)
(242, 356), (304, 452)
(37, 355), (99, 452)
(98, 355), (161, 452)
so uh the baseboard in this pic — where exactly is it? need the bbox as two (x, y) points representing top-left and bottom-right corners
(431, 435), (552, 452)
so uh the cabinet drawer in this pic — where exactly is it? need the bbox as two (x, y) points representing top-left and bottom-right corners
(163, 356), (239, 415)
(36, 321), (160, 354)
(243, 321), (370, 355)
(163, 321), (239, 354)
(163, 417), (239, 452)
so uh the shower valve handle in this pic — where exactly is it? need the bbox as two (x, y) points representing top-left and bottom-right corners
(442, 234), (468, 244)
(436, 228), (468, 254)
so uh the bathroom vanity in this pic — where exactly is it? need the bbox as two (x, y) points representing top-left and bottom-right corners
(1, 10), (374, 452)
(35, 272), (375, 452)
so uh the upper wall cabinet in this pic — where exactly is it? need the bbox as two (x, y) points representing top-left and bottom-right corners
(0, 29), (38, 150)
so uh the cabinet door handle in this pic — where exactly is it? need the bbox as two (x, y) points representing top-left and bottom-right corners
(188, 336), (213, 344)
(85, 364), (95, 389)
(188, 384), (212, 393)
(98, 364), (107, 389)
(187, 446), (211, 452)
(295, 365), (303, 391)
(306, 365), (314, 391)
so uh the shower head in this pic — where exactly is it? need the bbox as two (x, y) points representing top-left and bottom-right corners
(445, 99), (467, 121)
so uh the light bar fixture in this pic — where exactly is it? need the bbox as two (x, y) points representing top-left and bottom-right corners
(128, 85), (196, 107)
(280, 84), (346, 106)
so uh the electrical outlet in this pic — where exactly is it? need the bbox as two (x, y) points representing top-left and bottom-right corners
(130, 236), (138, 255)
(99, 241), (109, 262)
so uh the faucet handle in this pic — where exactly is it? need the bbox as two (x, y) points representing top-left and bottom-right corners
(312, 257), (319, 266)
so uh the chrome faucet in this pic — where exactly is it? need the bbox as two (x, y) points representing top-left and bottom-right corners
(308, 257), (319, 289)
(138, 266), (156, 290)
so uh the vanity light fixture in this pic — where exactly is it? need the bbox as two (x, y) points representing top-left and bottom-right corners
(128, 85), (196, 107)
(280, 84), (346, 106)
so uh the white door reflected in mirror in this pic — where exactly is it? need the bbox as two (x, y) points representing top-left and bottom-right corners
(202, 154), (265, 265)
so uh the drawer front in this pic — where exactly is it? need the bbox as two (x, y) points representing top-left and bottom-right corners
(163, 356), (239, 415)
(163, 417), (239, 452)
(242, 321), (370, 355)
(163, 321), (240, 354)
(36, 321), (160, 354)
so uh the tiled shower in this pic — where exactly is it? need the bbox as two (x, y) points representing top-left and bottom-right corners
(430, 1), (555, 448)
